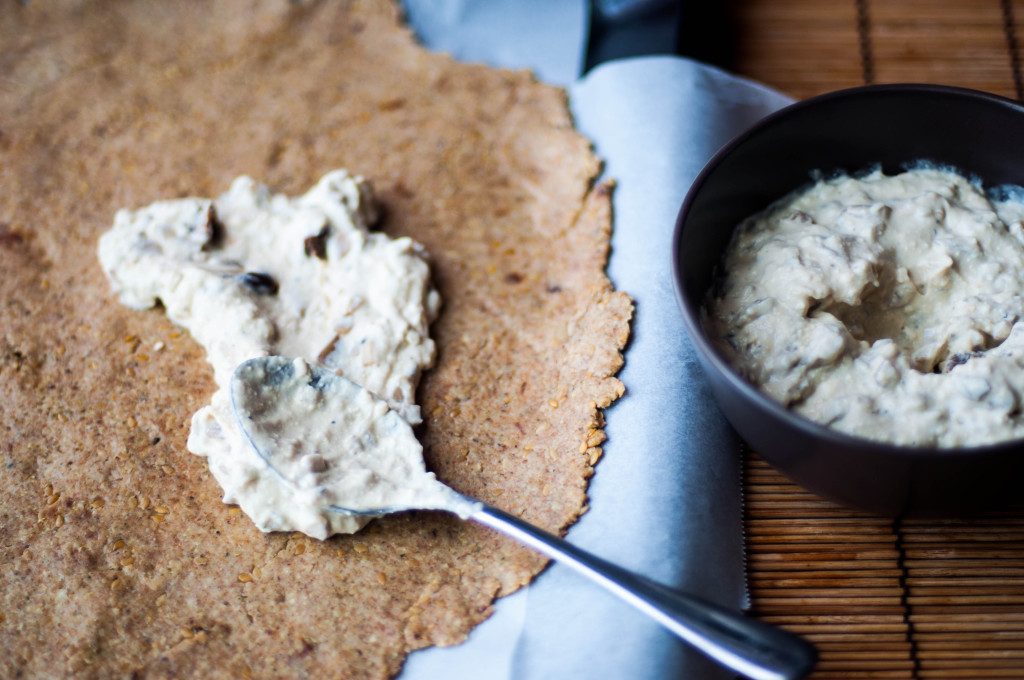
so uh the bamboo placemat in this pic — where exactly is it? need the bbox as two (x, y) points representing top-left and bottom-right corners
(729, 2), (1024, 677)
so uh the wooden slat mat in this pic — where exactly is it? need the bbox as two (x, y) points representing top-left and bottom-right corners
(729, 1), (1024, 677)
(746, 453), (1024, 678)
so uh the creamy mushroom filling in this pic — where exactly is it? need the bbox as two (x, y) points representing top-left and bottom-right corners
(705, 168), (1024, 447)
(99, 170), (441, 537)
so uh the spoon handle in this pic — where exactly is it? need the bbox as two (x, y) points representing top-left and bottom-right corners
(469, 502), (816, 680)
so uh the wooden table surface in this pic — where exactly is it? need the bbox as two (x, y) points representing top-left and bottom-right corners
(728, 2), (1024, 678)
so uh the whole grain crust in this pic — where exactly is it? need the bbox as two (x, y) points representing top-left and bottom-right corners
(0, 1), (632, 678)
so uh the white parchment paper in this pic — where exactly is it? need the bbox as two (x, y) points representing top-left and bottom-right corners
(400, 2), (793, 678)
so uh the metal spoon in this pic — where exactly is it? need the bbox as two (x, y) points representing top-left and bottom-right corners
(230, 356), (816, 680)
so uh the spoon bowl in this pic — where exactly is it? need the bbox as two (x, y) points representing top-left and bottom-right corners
(230, 356), (817, 680)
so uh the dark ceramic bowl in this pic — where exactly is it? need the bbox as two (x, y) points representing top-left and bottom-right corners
(673, 84), (1024, 516)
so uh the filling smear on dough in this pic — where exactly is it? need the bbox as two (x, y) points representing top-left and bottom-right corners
(99, 170), (441, 538)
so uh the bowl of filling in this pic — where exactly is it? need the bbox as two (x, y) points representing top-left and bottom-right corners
(673, 83), (1024, 516)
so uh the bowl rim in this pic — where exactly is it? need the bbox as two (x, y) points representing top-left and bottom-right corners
(671, 82), (1024, 460)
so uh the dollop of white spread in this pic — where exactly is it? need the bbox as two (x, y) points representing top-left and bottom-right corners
(98, 170), (442, 537)
(230, 357), (475, 534)
(705, 168), (1024, 448)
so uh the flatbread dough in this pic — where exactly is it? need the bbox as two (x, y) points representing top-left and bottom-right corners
(0, 1), (632, 677)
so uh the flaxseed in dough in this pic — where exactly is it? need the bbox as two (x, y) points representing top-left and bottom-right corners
(0, 1), (632, 677)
